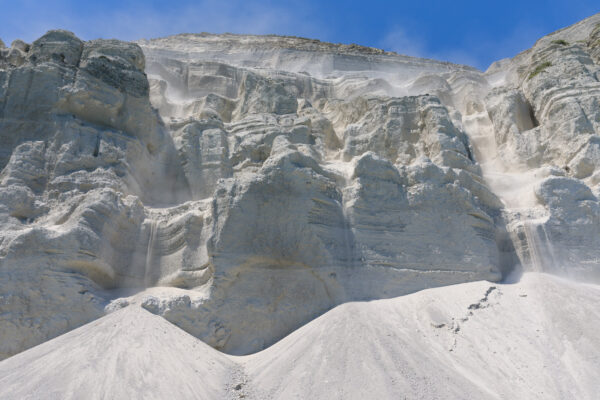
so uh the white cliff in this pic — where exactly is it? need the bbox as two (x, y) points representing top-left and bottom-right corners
(0, 13), (599, 399)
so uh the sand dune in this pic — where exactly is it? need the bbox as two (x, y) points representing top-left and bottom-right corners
(2, 273), (598, 399)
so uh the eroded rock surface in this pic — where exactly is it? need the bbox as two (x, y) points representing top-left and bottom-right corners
(0, 30), (189, 358)
(483, 15), (600, 277)
(1, 14), (599, 359)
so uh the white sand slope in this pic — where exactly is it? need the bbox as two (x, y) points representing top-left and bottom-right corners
(244, 273), (600, 399)
(0, 307), (236, 400)
(1, 273), (599, 400)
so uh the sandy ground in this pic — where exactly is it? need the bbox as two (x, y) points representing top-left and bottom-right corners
(1, 272), (599, 399)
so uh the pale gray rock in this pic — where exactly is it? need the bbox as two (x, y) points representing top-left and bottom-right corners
(0, 30), (190, 359)
(29, 30), (83, 66)
(485, 88), (537, 166)
(481, 14), (600, 278)
(589, 22), (600, 63)
(2, 15), (600, 360)
(532, 177), (600, 279)
(170, 119), (231, 199)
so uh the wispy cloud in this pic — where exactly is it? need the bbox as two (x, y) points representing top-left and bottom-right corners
(0, 1), (590, 71)
(80, 1), (325, 40)
(0, 0), (327, 44)
(481, 21), (547, 62)
(459, 21), (547, 70)
(378, 26), (481, 68)
(379, 20), (549, 70)
(379, 27), (427, 58)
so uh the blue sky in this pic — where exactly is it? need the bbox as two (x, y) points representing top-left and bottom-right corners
(0, 0), (598, 70)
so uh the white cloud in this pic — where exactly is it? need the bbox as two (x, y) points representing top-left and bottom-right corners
(0, 0), (328, 44)
(0, 2), (577, 71)
(379, 27), (427, 58)
(378, 20), (551, 71)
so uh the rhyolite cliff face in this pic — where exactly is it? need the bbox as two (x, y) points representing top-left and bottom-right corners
(0, 14), (599, 359)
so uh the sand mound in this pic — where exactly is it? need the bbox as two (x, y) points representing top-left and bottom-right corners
(2, 273), (598, 399)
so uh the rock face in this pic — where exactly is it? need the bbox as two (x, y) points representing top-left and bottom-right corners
(482, 15), (600, 278)
(1, 14), (599, 359)
(0, 30), (189, 358)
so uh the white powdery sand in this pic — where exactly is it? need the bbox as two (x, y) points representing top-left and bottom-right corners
(1, 272), (599, 400)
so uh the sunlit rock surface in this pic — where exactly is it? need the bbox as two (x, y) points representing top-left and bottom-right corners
(483, 15), (600, 278)
(1, 14), (599, 360)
